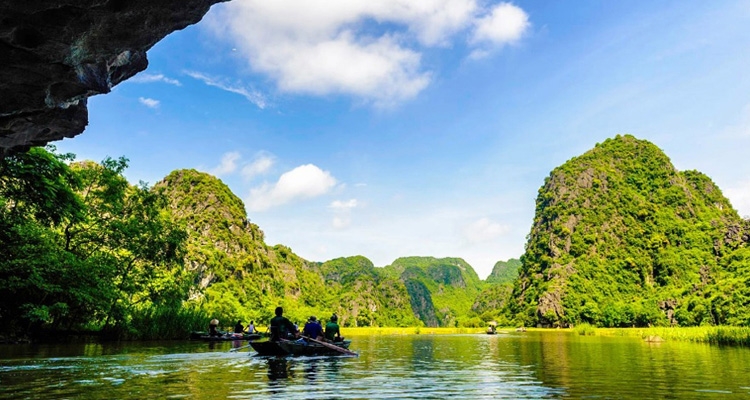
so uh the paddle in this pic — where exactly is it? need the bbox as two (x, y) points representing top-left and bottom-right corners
(229, 343), (253, 352)
(303, 336), (357, 356)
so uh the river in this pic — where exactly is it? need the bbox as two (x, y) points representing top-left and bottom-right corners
(1, 331), (749, 399)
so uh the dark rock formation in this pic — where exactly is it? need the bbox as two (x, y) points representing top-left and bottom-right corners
(0, 0), (226, 155)
(404, 279), (439, 327)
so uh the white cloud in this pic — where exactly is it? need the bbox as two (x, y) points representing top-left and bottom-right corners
(471, 3), (530, 45)
(210, 151), (241, 176)
(329, 199), (358, 229)
(207, 0), (529, 106)
(463, 217), (510, 243)
(725, 180), (750, 218)
(131, 73), (182, 86)
(138, 97), (160, 109)
(184, 70), (267, 109)
(330, 199), (358, 210)
(242, 154), (275, 181)
(247, 164), (337, 211)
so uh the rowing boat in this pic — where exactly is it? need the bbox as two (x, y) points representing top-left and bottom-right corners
(251, 339), (352, 356)
(190, 331), (263, 341)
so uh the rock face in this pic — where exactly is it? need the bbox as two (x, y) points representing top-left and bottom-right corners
(0, 0), (226, 155)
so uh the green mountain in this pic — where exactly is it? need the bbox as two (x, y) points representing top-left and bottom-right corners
(312, 256), (420, 327)
(386, 257), (484, 327)
(486, 258), (522, 285)
(156, 169), (319, 325)
(508, 135), (750, 327)
(156, 170), (420, 328)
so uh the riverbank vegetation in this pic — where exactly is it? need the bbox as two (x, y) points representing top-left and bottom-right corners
(590, 326), (750, 346)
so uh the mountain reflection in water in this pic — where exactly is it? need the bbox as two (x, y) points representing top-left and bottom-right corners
(1, 332), (750, 399)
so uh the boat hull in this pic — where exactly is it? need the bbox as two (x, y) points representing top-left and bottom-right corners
(277, 339), (352, 356)
(251, 339), (352, 356)
(250, 340), (289, 356)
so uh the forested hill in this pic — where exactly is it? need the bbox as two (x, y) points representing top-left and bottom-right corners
(385, 257), (484, 327)
(155, 170), (423, 328)
(486, 259), (521, 285)
(509, 134), (750, 327)
(155, 169), (324, 326)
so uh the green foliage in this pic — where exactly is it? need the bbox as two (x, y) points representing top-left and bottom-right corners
(0, 147), (190, 339)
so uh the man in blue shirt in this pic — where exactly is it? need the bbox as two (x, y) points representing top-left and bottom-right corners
(303, 316), (324, 340)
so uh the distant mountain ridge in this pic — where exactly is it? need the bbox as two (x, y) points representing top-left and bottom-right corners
(385, 257), (484, 327)
(156, 170), (493, 327)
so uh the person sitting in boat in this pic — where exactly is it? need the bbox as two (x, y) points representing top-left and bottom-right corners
(209, 319), (221, 337)
(269, 306), (298, 342)
(303, 316), (324, 340)
(234, 320), (244, 334)
(325, 314), (344, 342)
(247, 320), (255, 334)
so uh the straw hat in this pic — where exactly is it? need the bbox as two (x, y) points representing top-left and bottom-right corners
(210, 319), (219, 325)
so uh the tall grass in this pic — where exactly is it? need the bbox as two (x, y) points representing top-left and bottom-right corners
(593, 326), (750, 346)
(128, 305), (209, 340)
(573, 323), (597, 336)
(341, 327), (487, 336)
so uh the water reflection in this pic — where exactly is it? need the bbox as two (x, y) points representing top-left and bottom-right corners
(304, 359), (318, 383)
(2, 334), (750, 399)
(267, 357), (293, 381)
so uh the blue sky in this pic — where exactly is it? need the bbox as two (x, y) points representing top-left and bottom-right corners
(58, 0), (750, 279)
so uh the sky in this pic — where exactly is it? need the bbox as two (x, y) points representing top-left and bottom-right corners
(57, 0), (750, 279)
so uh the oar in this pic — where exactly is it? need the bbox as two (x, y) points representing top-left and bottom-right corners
(303, 336), (357, 356)
(229, 343), (253, 352)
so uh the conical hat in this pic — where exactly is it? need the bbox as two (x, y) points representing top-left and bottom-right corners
(210, 319), (219, 325)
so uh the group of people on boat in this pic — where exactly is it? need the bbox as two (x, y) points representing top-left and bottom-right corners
(207, 318), (255, 337)
(206, 307), (343, 343)
(269, 306), (344, 343)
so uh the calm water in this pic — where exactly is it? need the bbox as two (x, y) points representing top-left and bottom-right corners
(1, 332), (750, 399)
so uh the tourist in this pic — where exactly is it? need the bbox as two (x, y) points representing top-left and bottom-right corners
(269, 307), (298, 342)
(247, 320), (255, 334)
(325, 314), (344, 342)
(234, 320), (244, 334)
(303, 316), (324, 340)
(208, 319), (221, 337)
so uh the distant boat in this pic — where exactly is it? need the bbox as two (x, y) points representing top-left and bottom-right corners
(190, 331), (264, 341)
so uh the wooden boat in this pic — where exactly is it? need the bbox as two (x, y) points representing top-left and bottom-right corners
(250, 340), (289, 356)
(278, 339), (353, 356)
(251, 339), (352, 356)
(190, 331), (263, 341)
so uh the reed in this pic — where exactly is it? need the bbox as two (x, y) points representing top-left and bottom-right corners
(340, 327), (488, 336)
(129, 305), (209, 340)
(591, 326), (750, 346)
(573, 323), (597, 336)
